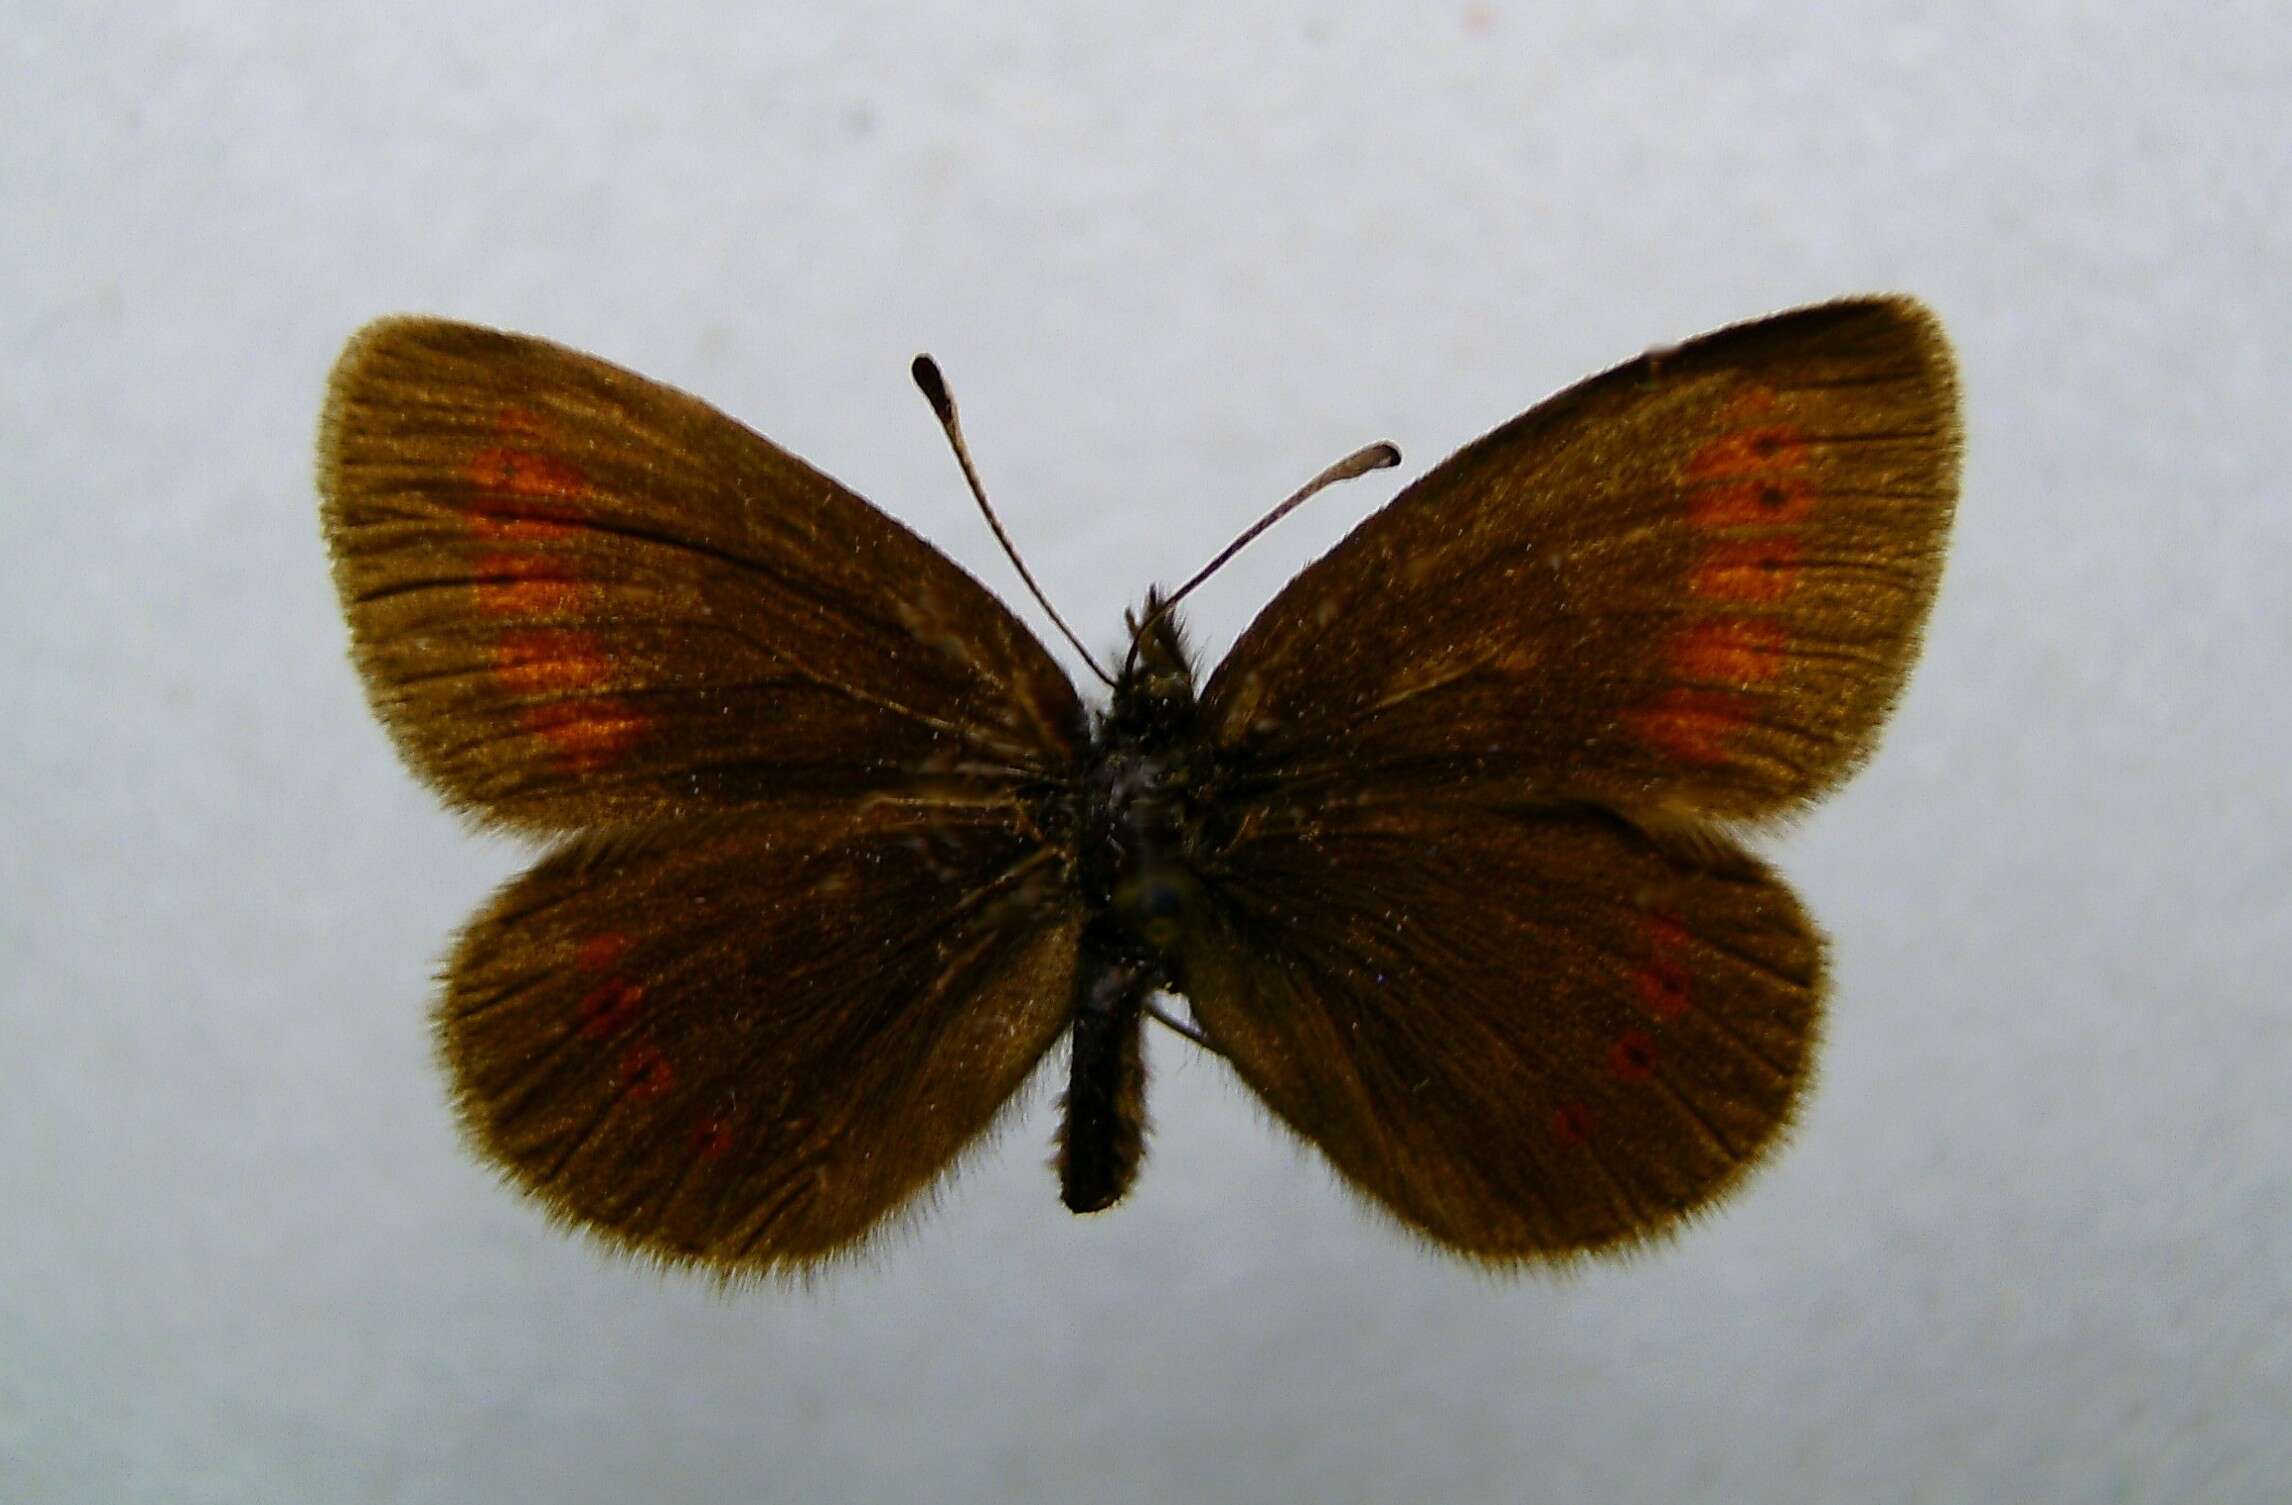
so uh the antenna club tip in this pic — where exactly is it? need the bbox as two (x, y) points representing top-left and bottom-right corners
(1332, 440), (1402, 483)
(911, 355), (954, 421)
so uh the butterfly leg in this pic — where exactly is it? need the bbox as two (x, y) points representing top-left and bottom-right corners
(1145, 999), (1224, 1057)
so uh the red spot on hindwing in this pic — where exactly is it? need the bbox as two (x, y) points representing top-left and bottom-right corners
(1609, 1030), (1658, 1081)
(1634, 959), (1691, 1018)
(577, 933), (631, 973)
(575, 979), (645, 1039)
(692, 1119), (736, 1158)
(619, 1043), (674, 1101)
(1633, 911), (1693, 1019)
(1551, 1103), (1596, 1146)
(1644, 911), (1692, 954)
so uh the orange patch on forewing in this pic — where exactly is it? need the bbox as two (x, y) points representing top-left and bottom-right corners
(575, 979), (645, 1040)
(1670, 618), (1789, 684)
(475, 578), (586, 617)
(493, 629), (611, 695)
(468, 512), (579, 551)
(1551, 1103), (1596, 1146)
(1691, 537), (1802, 601)
(1683, 421), (1817, 528)
(1623, 687), (1746, 764)
(1684, 425), (1808, 478)
(620, 1044), (674, 1102)
(468, 445), (589, 502)
(521, 698), (646, 770)
(1687, 475), (1816, 527)
(472, 553), (585, 617)
(1718, 383), (1779, 419)
(465, 440), (589, 543)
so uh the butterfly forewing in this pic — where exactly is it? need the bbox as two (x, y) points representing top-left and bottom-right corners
(1202, 297), (1958, 823)
(1183, 805), (1822, 1257)
(442, 805), (1079, 1272)
(319, 319), (1086, 833)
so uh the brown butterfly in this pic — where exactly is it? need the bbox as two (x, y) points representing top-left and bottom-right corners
(319, 297), (1958, 1275)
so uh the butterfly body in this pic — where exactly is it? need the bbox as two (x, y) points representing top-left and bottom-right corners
(1053, 593), (1206, 1211)
(320, 298), (1958, 1276)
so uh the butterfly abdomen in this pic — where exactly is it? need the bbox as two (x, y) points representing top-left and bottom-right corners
(1055, 925), (1153, 1213)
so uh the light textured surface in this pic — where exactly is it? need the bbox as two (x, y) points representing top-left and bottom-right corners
(5, 4), (2287, 1502)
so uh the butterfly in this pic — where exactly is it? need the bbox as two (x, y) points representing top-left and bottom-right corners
(319, 297), (1958, 1275)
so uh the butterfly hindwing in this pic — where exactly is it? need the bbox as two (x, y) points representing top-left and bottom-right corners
(441, 804), (1080, 1274)
(1182, 803), (1822, 1258)
(1201, 297), (1959, 823)
(319, 318), (1086, 832)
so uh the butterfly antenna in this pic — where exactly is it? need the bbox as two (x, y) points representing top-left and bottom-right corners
(912, 355), (1116, 688)
(1128, 440), (1401, 668)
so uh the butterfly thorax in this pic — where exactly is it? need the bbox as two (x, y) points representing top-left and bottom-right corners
(1084, 595), (1208, 949)
(1054, 594), (1207, 1214)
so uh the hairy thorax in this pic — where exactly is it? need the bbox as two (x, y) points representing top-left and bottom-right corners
(1078, 600), (1207, 956)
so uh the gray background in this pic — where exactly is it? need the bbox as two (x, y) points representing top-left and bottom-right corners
(6, 4), (2286, 1502)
